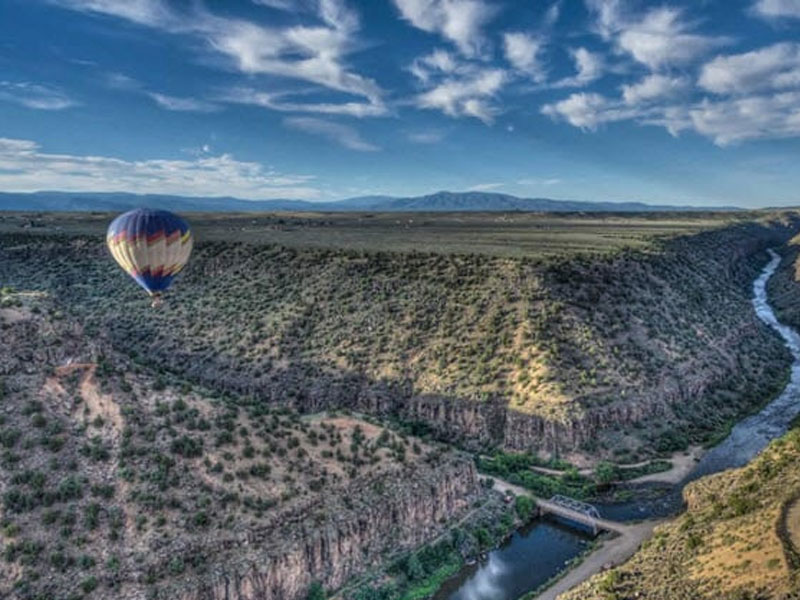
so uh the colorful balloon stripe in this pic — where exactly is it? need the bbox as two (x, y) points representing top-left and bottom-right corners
(106, 209), (193, 297)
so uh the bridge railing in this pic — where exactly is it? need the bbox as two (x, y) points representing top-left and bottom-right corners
(548, 494), (602, 521)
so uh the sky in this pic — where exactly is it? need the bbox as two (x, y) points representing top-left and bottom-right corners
(1, 0), (799, 207)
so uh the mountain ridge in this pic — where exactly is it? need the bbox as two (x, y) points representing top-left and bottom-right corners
(0, 190), (742, 213)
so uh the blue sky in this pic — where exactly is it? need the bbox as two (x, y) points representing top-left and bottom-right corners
(1, 0), (799, 207)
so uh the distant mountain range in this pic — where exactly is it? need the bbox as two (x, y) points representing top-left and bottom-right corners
(0, 190), (741, 213)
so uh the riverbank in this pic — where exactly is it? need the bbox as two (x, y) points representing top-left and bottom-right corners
(531, 519), (661, 600)
(624, 445), (703, 485)
(484, 475), (665, 600)
(371, 247), (799, 600)
(535, 248), (800, 599)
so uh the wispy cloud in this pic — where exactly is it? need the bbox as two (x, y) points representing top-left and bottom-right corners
(543, 0), (562, 28)
(392, 0), (498, 57)
(686, 92), (800, 145)
(51, 0), (386, 116)
(410, 49), (506, 123)
(621, 74), (689, 105)
(541, 92), (643, 131)
(221, 88), (386, 117)
(283, 116), (379, 151)
(552, 48), (604, 88)
(49, 0), (175, 27)
(518, 177), (562, 186)
(0, 81), (77, 110)
(752, 0), (800, 19)
(148, 92), (220, 112)
(503, 32), (546, 82)
(467, 182), (504, 191)
(252, 0), (305, 10)
(415, 66), (506, 123)
(542, 83), (800, 147)
(105, 72), (142, 90)
(540, 2), (800, 146)
(0, 137), (318, 198)
(406, 130), (447, 144)
(698, 43), (800, 94)
(585, 2), (730, 70)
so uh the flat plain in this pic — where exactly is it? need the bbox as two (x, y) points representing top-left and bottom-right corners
(0, 210), (746, 257)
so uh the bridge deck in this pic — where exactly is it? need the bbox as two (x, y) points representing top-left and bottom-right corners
(535, 498), (625, 534)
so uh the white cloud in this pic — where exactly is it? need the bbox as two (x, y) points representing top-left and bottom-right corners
(543, 1), (562, 28)
(553, 47), (604, 88)
(0, 82), (77, 110)
(283, 117), (379, 151)
(392, 0), (498, 57)
(52, 0), (385, 116)
(467, 182), (504, 191)
(688, 92), (800, 145)
(699, 43), (800, 95)
(543, 86), (800, 146)
(223, 88), (386, 117)
(503, 32), (546, 82)
(621, 74), (689, 105)
(0, 137), (319, 198)
(617, 7), (728, 70)
(585, 2), (728, 70)
(409, 49), (506, 123)
(253, 0), (308, 10)
(407, 130), (446, 143)
(148, 92), (220, 112)
(584, 0), (624, 40)
(541, 92), (641, 130)
(409, 49), (459, 83)
(206, 12), (380, 102)
(518, 177), (562, 186)
(105, 72), (142, 90)
(753, 0), (800, 19)
(416, 66), (506, 123)
(50, 0), (175, 27)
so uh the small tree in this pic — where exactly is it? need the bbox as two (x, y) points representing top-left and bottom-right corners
(515, 495), (535, 521)
(594, 461), (617, 485)
(306, 582), (325, 600)
(405, 553), (425, 581)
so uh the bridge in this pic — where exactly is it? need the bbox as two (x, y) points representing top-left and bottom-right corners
(488, 476), (628, 536)
(537, 495), (623, 536)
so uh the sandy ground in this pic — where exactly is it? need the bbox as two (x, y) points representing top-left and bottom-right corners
(529, 445), (705, 485)
(0, 307), (27, 323)
(626, 445), (704, 485)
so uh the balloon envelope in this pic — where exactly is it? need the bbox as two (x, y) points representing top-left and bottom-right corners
(106, 208), (193, 296)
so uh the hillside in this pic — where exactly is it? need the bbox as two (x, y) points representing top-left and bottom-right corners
(562, 418), (800, 600)
(1, 212), (797, 462)
(767, 232), (800, 331)
(0, 190), (741, 213)
(0, 292), (488, 600)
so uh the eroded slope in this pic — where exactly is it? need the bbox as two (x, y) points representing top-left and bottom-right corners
(562, 420), (800, 600)
(0, 297), (480, 600)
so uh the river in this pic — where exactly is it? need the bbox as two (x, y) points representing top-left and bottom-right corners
(433, 249), (800, 600)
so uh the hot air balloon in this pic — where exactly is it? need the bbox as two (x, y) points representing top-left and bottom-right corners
(106, 208), (193, 306)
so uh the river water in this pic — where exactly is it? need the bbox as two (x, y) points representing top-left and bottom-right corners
(434, 249), (800, 600)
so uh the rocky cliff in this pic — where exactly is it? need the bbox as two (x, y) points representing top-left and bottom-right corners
(169, 459), (478, 600)
(1, 215), (798, 459)
(0, 297), (481, 600)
